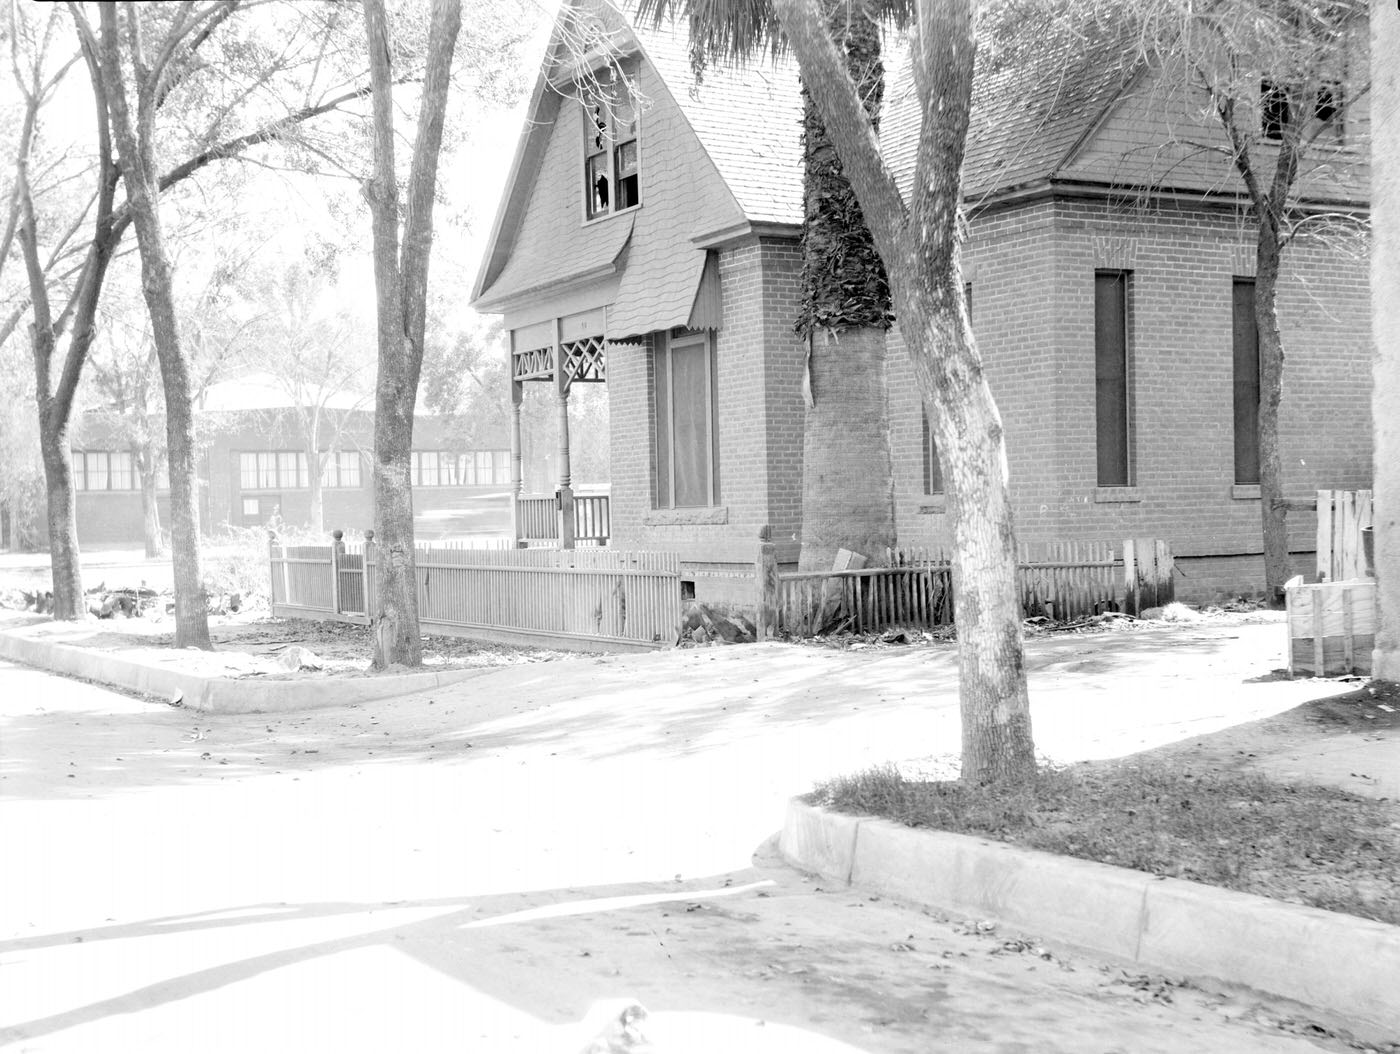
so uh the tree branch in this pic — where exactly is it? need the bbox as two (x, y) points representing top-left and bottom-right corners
(153, 0), (242, 110)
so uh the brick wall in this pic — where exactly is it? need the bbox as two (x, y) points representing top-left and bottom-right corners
(888, 195), (1371, 601)
(607, 237), (806, 593)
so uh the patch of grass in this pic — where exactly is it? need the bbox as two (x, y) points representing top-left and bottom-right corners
(810, 762), (1400, 926)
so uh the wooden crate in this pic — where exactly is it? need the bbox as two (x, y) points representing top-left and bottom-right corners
(1284, 576), (1376, 677)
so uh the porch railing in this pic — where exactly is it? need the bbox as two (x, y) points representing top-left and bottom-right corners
(516, 493), (610, 546)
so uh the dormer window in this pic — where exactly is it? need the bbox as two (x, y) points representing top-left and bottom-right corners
(1261, 79), (1344, 142)
(584, 71), (640, 220)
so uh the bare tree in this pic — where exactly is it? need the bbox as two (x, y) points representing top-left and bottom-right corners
(9, 0), (421, 621)
(647, 0), (1035, 783)
(362, 0), (461, 668)
(89, 1), (228, 647)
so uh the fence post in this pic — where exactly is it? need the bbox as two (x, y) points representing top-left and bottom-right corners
(1122, 538), (1140, 616)
(558, 485), (576, 550)
(363, 529), (376, 615)
(755, 525), (779, 641)
(330, 529), (345, 615)
(268, 529), (280, 607)
(1154, 539), (1175, 606)
(1317, 490), (1334, 582)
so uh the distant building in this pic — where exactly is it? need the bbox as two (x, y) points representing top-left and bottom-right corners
(67, 376), (516, 547)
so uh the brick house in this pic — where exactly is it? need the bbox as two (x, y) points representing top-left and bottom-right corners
(66, 376), (514, 547)
(470, 2), (1372, 603)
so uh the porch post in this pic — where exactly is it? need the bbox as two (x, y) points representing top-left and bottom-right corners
(510, 380), (524, 548)
(556, 377), (575, 551)
(555, 320), (575, 550)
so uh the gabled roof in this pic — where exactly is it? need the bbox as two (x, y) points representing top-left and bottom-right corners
(470, 0), (803, 311)
(471, 4), (1157, 313)
(879, 24), (1141, 204)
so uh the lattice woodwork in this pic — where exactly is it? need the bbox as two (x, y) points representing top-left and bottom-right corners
(560, 336), (607, 383)
(512, 344), (555, 381)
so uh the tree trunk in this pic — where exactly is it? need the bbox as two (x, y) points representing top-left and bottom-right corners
(1372, 0), (1400, 681)
(894, 257), (1033, 784)
(799, 328), (895, 570)
(308, 445), (326, 534)
(796, 2), (893, 571)
(98, 5), (210, 649)
(140, 462), (164, 558)
(774, 0), (1035, 783)
(1254, 225), (1289, 605)
(38, 408), (83, 618)
(363, 0), (460, 668)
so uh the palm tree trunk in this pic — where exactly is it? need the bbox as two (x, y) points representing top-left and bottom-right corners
(796, 0), (894, 572)
(799, 328), (895, 570)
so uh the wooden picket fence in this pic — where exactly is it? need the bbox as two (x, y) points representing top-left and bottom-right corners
(1316, 489), (1373, 582)
(270, 537), (679, 652)
(763, 538), (1172, 638)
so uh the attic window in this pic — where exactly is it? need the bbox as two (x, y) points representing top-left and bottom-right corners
(584, 71), (640, 220)
(1261, 80), (1344, 142)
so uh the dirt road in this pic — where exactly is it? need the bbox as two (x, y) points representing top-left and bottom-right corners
(1, 620), (1387, 1052)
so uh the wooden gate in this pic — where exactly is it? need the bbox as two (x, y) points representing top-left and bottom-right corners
(1316, 489), (1373, 582)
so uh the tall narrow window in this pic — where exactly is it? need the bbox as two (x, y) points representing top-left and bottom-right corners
(583, 72), (640, 220)
(922, 406), (944, 496)
(1261, 81), (1291, 141)
(654, 331), (719, 509)
(1094, 271), (1131, 487)
(109, 452), (129, 489)
(86, 451), (109, 491)
(1233, 279), (1261, 485)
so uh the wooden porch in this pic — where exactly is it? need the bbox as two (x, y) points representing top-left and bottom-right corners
(508, 309), (609, 550)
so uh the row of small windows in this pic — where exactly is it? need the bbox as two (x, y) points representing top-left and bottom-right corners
(237, 451), (510, 491)
(239, 451), (362, 491)
(411, 450), (510, 487)
(71, 451), (167, 491)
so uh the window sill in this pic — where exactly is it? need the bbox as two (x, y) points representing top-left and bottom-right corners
(1232, 484), (1261, 500)
(644, 506), (728, 526)
(582, 203), (641, 228)
(918, 496), (947, 515)
(1094, 486), (1141, 504)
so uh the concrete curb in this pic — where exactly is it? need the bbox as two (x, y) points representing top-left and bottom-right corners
(0, 629), (485, 713)
(780, 798), (1400, 1038)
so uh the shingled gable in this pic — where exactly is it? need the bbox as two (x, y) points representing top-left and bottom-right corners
(878, 25), (1142, 205)
(468, 0), (803, 340)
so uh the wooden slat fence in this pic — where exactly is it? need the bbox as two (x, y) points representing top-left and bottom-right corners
(767, 538), (1171, 638)
(269, 537), (679, 651)
(1316, 489), (1373, 582)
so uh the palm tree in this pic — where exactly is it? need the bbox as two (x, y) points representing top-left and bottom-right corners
(640, 0), (1035, 784)
(793, 0), (896, 574)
